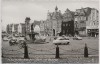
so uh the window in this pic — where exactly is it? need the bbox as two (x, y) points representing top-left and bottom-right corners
(63, 30), (65, 33)
(63, 24), (65, 26)
(66, 24), (68, 26)
(66, 30), (68, 32)
(80, 21), (84, 23)
(88, 30), (90, 31)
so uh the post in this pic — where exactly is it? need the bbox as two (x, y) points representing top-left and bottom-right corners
(84, 43), (88, 58)
(55, 44), (60, 58)
(24, 42), (29, 58)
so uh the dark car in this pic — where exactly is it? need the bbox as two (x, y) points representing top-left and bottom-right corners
(9, 39), (18, 46)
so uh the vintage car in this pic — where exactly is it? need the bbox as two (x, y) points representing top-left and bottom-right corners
(73, 36), (82, 40)
(3, 37), (10, 41)
(53, 37), (70, 45)
(9, 39), (17, 46)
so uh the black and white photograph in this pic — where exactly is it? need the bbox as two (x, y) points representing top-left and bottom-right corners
(1, 0), (99, 63)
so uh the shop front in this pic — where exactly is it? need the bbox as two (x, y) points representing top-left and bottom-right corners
(87, 29), (99, 37)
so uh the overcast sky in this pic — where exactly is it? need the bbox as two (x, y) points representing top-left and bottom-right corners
(1, 0), (99, 31)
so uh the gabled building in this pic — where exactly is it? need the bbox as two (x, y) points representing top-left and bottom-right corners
(74, 7), (91, 36)
(86, 8), (99, 37)
(61, 8), (74, 36)
(46, 6), (63, 36)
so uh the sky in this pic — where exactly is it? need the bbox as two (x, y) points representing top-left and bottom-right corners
(1, 0), (99, 31)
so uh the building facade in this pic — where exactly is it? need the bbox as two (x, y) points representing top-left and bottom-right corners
(25, 17), (31, 35)
(6, 24), (10, 34)
(33, 20), (41, 34)
(46, 6), (62, 36)
(14, 24), (19, 34)
(74, 7), (91, 36)
(40, 20), (46, 36)
(6, 24), (13, 34)
(61, 9), (74, 36)
(20, 23), (25, 36)
(74, 7), (99, 37)
(6, 7), (99, 37)
(86, 8), (99, 37)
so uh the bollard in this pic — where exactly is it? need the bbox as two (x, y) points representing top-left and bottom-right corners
(84, 43), (88, 58)
(2, 53), (4, 58)
(55, 44), (60, 58)
(24, 42), (29, 59)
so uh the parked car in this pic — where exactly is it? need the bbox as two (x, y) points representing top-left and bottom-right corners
(17, 37), (25, 48)
(17, 37), (25, 43)
(73, 36), (82, 40)
(9, 39), (18, 46)
(40, 36), (46, 41)
(3, 37), (10, 41)
(53, 37), (70, 45)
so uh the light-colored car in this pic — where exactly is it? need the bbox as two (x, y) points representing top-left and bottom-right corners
(3, 37), (10, 41)
(40, 36), (46, 40)
(34, 39), (46, 44)
(73, 36), (82, 40)
(34, 36), (46, 44)
(17, 37), (25, 43)
(53, 37), (70, 45)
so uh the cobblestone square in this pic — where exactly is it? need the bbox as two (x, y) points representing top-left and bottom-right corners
(2, 37), (99, 63)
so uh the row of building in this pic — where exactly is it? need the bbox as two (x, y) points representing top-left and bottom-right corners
(6, 6), (99, 37)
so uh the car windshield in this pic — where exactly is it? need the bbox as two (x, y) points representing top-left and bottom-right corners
(57, 37), (69, 40)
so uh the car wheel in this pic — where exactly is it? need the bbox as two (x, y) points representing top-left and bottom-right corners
(67, 42), (69, 45)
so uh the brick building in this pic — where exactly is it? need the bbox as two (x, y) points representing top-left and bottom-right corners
(61, 8), (74, 36)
